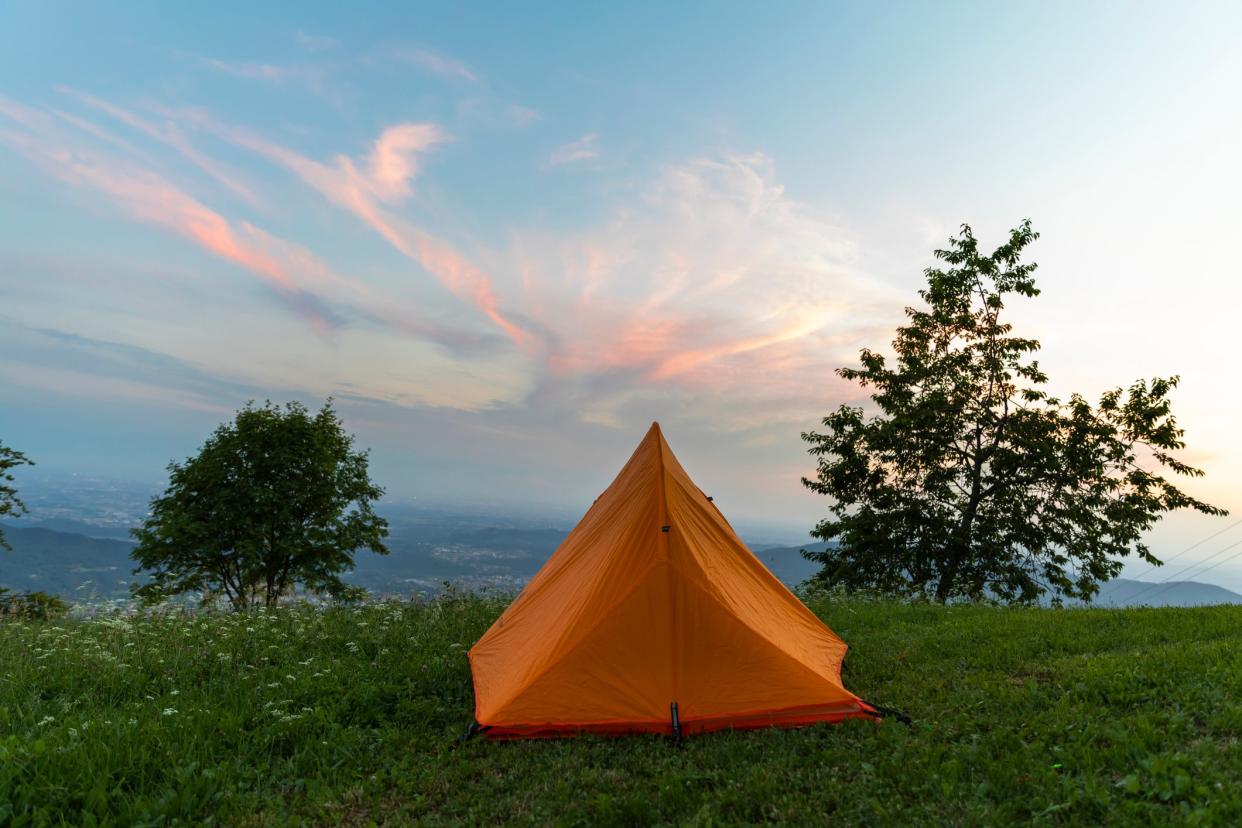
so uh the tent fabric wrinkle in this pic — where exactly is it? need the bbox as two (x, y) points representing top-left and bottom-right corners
(467, 421), (875, 737)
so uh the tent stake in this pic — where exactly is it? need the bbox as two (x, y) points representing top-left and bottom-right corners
(458, 720), (488, 745)
(862, 700), (912, 727)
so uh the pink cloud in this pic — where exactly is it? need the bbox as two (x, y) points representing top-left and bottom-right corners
(1, 129), (291, 290)
(59, 88), (260, 207)
(86, 98), (887, 422)
(364, 123), (446, 202)
(0, 97), (341, 332)
(648, 312), (833, 380)
(482, 152), (901, 427)
(411, 232), (530, 348)
(173, 109), (533, 348)
(1, 105), (495, 353)
(0, 100), (281, 291)
(4, 89), (900, 435)
(236, 221), (491, 350)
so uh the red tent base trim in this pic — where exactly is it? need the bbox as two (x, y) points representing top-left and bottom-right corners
(478, 700), (879, 740)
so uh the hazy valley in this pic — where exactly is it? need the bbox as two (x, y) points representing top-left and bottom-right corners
(3, 512), (1238, 609)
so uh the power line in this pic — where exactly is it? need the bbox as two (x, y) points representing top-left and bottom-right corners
(1124, 535), (1242, 605)
(1125, 547), (1242, 606)
(1130, 535), (1242, 595)
(1128, 515), (1242, 581)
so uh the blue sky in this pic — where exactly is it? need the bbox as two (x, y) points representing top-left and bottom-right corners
(2, 2), (1241, 585)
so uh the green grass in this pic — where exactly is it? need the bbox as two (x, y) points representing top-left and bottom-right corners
(1, 593), (1240, 826)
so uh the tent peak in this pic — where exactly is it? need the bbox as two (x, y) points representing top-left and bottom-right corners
(641, 421), (671, 467)
(642, 421), (668, 451)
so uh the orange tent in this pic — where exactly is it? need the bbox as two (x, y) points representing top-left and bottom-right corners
(467, 422), (877, 738)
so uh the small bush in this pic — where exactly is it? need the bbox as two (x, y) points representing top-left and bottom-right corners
(0, 588), (68, 620)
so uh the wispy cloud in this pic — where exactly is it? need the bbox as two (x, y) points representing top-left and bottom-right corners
(0, 95), (500, 354)
(46, 108), (143, 156)
(0, 98), (289, 286)
(3, 88), (895, 434)
(0, 319), (262, 413)
(294, 31), (340, 53)
(488, 152), (902, 427)
(546, 133), (600, 167)
(0, 127), (331, 330)
(192, 55), (333, 100)
(201, 58), (290, 82)
(458, 98), (540, 128)
(393, 46), (477, 81)
(171, 108), (534, 348)
(58, 87), (260, 207)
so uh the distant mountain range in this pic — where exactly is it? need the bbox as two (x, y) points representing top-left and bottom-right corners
(752, 541), (1242, 607)
(2, 523), (1239, 608)
(752, 542), (830, 585)
(0, 521), (563, 600)
(0, 526), (136, 600)
(1086, 577), (1242, 608)
(6, 518), (136, 541)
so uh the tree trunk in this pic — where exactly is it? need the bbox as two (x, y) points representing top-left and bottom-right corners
(936, 544), (965, 602)
(941, 429), (988, 602)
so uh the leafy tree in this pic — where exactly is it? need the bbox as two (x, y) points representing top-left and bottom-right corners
(0, 441), (34, 552)
(0, 588), (67, 620)
(0, 441), (57, 621)
(802, 221), (1225, 604)
(132, 401), (389, 610)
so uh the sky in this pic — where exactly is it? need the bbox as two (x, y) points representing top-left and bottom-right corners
(2, 2), (1242, 586)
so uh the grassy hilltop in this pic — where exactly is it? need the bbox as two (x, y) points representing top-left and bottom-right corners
(1, 595), (1240, 826)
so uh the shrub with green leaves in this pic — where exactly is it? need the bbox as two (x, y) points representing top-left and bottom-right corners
(0, 589), (68, 620)
(131, 400), (389, 610)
